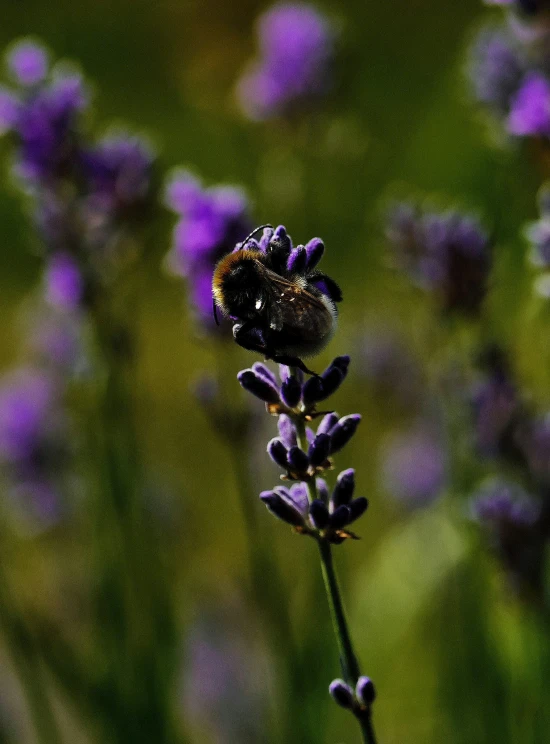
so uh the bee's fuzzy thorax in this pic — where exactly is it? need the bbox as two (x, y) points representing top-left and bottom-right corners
(212, 249), (264, 315)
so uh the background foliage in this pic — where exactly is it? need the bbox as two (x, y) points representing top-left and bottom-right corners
(0, 1), (547, 742)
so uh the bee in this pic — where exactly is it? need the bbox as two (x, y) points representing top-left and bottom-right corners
(212, 224), (342, 375)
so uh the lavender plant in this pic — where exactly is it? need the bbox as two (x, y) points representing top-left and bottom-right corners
(229, 226), (377, 743)
(468, 0), (550, 141)
(165, 174), (324, 743)
(0, 37), (182, 743)
(235, 2), (335, 121)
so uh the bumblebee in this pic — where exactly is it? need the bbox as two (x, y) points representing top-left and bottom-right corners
(212, 224), (342, 374)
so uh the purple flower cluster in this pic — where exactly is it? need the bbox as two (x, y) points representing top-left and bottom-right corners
(0, 38), (155, 276)
(164, 170), (252, 326)
(236, 2), (334, 121)
(230, 223), (338, 299)
(471, 349), (521, 459)
(0, 37), (155, 525)
(468, 4), (550, 138)
(470, 479), (546, 596)
(385, 201), (491, 315)
(471, 479), (540, 527)
(466, 344), (550, 598)
(0, 44), (87, 184)
(238, 357), (369, 544)
(0, 368), (68, 524)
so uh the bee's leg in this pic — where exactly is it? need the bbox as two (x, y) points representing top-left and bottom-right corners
(232, 322), (269, 356)
(270, 354), (318, 376)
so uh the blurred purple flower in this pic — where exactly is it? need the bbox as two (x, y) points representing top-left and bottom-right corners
(25, 309), (88, 377)
(471, 479), (540, 526)
(470, 478), (546, 597)
(508, 72), (550, 136)
(6, 40), (49, 87)
(467, 26), (525, 115)
(10, 70), (88, 184)
(386, 201), (491, 315)
(44, 252), (83, 310)
(0, 368), (68, 523)
(0, 369), (55, 462)
(164, 170), (252, 326)
(471, 349), (521, 459)
(381, 426), (447, 507)
(81, 132), (154, 211)
(236, 2), (334, 121)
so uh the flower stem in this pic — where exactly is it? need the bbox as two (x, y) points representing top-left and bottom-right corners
(317, 538), (377, 744)
(295, 411), (377, 744)
(0, 562), (62, 744)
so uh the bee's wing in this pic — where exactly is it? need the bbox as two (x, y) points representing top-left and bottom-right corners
(260, 267), (333, 337)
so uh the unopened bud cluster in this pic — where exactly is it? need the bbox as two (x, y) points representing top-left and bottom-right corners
(329, 676), (376, 718)
(238, 356), (369, 544)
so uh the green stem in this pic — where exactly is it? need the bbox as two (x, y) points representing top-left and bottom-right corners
(295, 414), (377, 744)
(215, 353), (313, 743)
(0, 566), (62, 744)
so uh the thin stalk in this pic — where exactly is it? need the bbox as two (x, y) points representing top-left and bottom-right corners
(0, 564), (63, 744)
(215, 353), (314, 744)
(295, 414), (377, 744)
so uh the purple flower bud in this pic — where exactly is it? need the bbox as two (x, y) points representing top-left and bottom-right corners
(310, 499), (330, 529)
(269, 225), (292, 254)
(44, 253), (83, 310)
(267, 438), (288, 468)
(356, 676), (376, 706)
(308, 432), (331, 467)
(278, 414), (297, 448)
(305, 238), (324, 270)
(508, 73), (550, 138)
(260, 490), (305, 527)
(287, 482), (309, 514)
(287, 446), (309, 473)
(332, 468), (355, 507)
(317, 412), (339, 435)
(302, 375), (324, 405)
(316, 477), (330, 503)
(281, 375), (302, 408)
(287, 245), (307, 274)
(329, 679), (354, 709)
(252, 362), (278, 386)
(329, 414), (361, 454)
(7, 40), (49, 87)
(348, 497), (369, 523)
(316, 366), (344, 401)
(238, 369), (280, 404)
(330, 504), (351, 529)
(331, 355), (350, 374)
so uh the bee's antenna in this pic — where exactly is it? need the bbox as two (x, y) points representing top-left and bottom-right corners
(213, 297), (220, 326)
(239, 224), (274, 250)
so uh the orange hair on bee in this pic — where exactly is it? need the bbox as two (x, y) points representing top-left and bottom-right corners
(212, 249), (264, 316)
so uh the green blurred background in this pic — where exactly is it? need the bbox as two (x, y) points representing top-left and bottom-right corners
(0, 1), (548, 742)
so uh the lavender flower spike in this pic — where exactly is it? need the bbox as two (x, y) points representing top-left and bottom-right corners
(231, 230), (376, 741)
(236, 2), (335, 121)
(164, 169), (252, 327)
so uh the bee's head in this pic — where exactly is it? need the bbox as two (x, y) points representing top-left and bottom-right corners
(212, 250), (265, 320)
